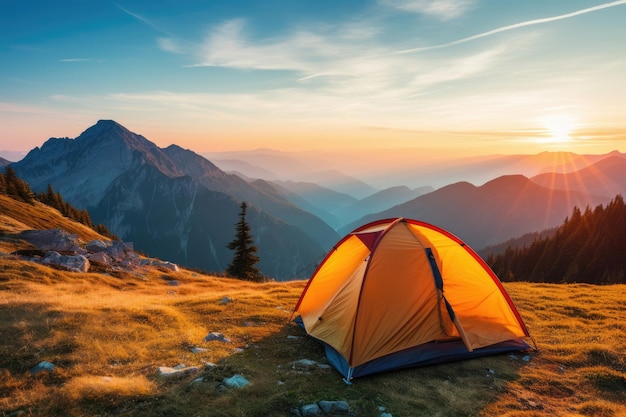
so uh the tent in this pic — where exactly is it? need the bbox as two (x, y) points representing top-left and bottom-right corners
(292, 218), (531, 381)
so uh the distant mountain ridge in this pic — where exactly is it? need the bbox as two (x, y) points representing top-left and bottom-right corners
(531, 155), (626, 197)
(12, 120), (338, 280)
(343, 174), (609, 249)
(203, 148), (626, 190)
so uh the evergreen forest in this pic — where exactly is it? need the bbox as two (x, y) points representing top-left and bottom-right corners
(487, 195), (626, 284)
(0, 167), (116, 239)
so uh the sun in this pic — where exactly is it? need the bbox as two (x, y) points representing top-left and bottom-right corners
(538, 115), (577, 144)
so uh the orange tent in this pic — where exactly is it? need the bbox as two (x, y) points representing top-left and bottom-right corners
(293, 218), (531, 381)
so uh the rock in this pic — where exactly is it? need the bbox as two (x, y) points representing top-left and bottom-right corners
(291, 400), (352, 416)
(290, 408), (303, 417)
(86, 239), (109, 252)
(294, 359), (317, 367)
(319, 400), (350, 414)
(167, 280), (179, 286)
(87, 251), (112, 266)
(380, 413), (393, 417)
(29, 361), (55, 375)
(522, 355), (532, 362)
(300, 403), (321, 417)
(105, 240), (132, 261)
(191, 347), (208, 354)
(20, 229), (85, 253)
(160, 261), (179, 272)
(42, 252), (90, 272)
(223, 374), (250, 388)
(157, 365), (199, 378)
(290, 359), (331, 372)
(205, 332), (231, 343)
(219, 296), (233, 305)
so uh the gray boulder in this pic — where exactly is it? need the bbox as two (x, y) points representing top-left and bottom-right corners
(20, 229), (86, 254)
(42, 251), (90, 273)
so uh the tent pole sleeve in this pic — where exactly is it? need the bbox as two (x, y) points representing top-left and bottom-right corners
(426, 247), (473, 352)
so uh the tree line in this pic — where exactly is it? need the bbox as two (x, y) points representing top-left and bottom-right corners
(487, 195), (626, 284)
(1, 166), (117, 239)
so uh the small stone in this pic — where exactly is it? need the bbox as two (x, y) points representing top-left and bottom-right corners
(223, 374), (250, 388)
(219, 296), (233, 304)
(190, 377), (204, 385)
(191, 347), (208, 354)
(290, 408), (303, 417)
(319, 400), (350, 414)
(29, 361), (55, 375)
(522, 355), (532, 362)
(157, 365), (199, 378)
(204, 332), (231, 343)
(294, 359), (317, 367)
(300, 403), (321, 417)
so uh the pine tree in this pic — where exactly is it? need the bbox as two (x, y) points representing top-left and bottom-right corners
(226, 202), (263, 282)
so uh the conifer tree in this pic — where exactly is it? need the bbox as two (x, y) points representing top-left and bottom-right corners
(226, 202), (263, 282)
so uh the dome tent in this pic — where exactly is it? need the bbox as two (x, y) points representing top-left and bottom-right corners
(293, 218), (531, 381)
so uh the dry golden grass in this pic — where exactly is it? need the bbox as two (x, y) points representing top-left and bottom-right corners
(1, 194), (624, 416)
(0, 194), (107, 254)
(1, 257), (624, 416)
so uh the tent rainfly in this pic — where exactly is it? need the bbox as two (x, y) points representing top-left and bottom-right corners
(293, 218), (532, 381)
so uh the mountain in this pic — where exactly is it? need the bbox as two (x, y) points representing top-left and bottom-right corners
(0, 156), (10, 168)
(0, 150), (27, 162)
(342, 175), (608, 249)
(11, 120), (339, 280)
(530, 154), (626, 198)
(272, 181), (357, 229)
(334, 185), (433, 228)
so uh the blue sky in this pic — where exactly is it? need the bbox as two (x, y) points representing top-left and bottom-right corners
(2, 0), (626, 156)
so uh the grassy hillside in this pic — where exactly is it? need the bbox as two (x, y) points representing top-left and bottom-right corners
(1, 195), (624, 416)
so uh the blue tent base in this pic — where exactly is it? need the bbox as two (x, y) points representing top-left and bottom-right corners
(326, 338), (531, 380)
(294, 315), (530, 380)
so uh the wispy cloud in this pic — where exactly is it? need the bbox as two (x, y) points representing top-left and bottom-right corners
(379, 0), (476, 20)
(115, 3), (168, 35)
(115, 2), (188, 52)
(397, 0), (626, 53)
(59, 58), (98, 62)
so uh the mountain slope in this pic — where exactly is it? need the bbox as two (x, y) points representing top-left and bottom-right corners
(11, 120), (336, 279)
(531, 155), (626, 198)
(161, 144), (339, 250)
(344, 175), (608, 249)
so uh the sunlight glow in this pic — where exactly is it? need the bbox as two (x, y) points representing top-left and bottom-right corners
(538, 115), (577, 144)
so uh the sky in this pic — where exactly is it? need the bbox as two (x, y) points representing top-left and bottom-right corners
(2, 0), (626, 158)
